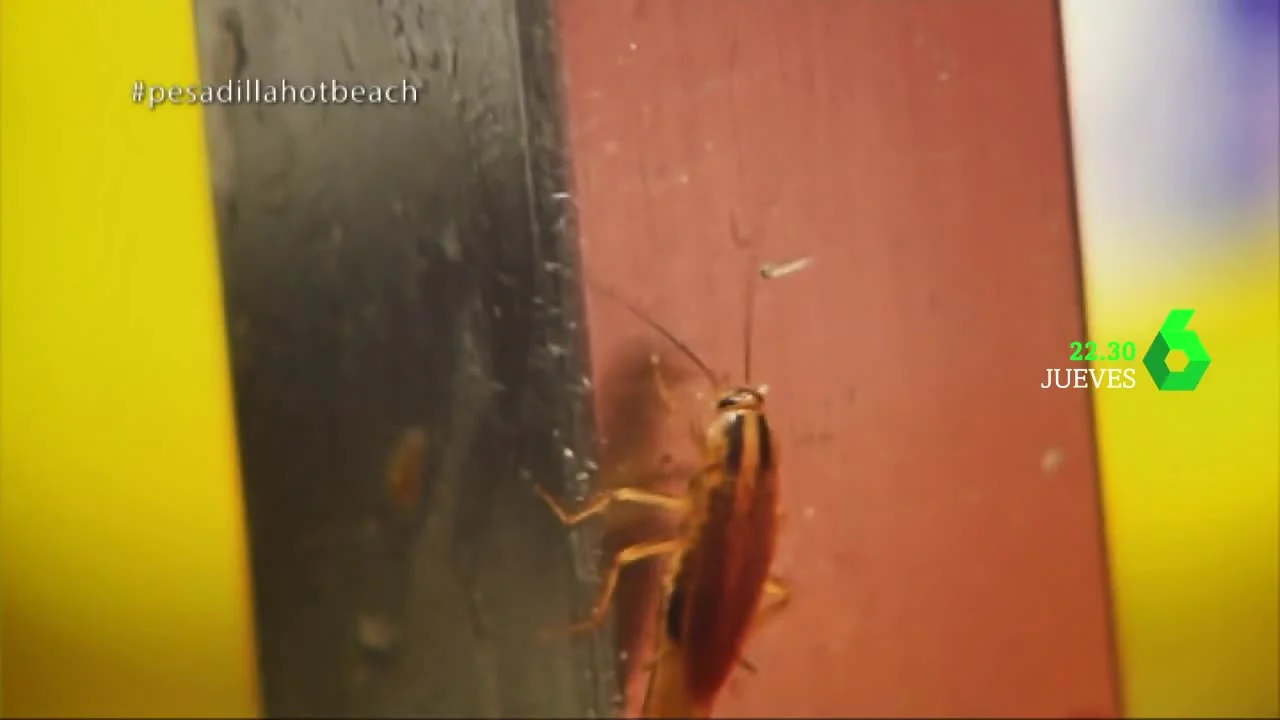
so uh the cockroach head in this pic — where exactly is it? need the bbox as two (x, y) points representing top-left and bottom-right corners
(716, 386), (767, 411)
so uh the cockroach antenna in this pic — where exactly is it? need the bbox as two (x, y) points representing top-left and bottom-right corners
(584, 277), (722, 391)
(730, 215), (757, 386)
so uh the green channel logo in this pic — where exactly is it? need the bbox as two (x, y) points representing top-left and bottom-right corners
(1142, 309), (1211, 391)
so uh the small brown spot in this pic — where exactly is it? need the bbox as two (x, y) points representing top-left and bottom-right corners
(356, 614), (399, 655)
(218, 8), (248, 80)
(388, 426), (428, 509)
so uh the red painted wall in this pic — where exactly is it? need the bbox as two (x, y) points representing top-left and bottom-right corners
(556, 1), (1119, 716)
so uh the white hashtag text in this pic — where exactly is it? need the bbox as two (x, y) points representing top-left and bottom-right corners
(134, 78), (420, 109)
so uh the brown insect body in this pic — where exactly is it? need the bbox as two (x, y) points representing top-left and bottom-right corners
(537, 258), (792, 718)
(650, 391), (779, 713)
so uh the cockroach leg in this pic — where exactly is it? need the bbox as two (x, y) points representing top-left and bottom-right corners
(534, 485), (690, 526)
(745, 575), (793, 641)
(652, 353), (721, 435)
(548, 538), (685, 638)
(762, 576), (792, 609)
(727, 579), (792, 675)
(649, 344), (717, 459)
(687, 419), (705, 450)
(640, 645), (671, 672)
(650, 353), (678, 415)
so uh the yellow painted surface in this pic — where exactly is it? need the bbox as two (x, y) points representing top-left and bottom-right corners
(1082, 246), (1280, 719)
(0, 2), (261, 717)
(1063, 2), (1280, 714)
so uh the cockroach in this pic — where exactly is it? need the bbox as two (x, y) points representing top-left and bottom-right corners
(536, 249), (794, 717)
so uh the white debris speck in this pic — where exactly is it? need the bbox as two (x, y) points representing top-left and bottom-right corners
(439, 223), (462, 262)
(760, 256), (815, 280)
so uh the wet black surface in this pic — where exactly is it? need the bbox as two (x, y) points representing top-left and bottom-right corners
(194, 1), (612, 716)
